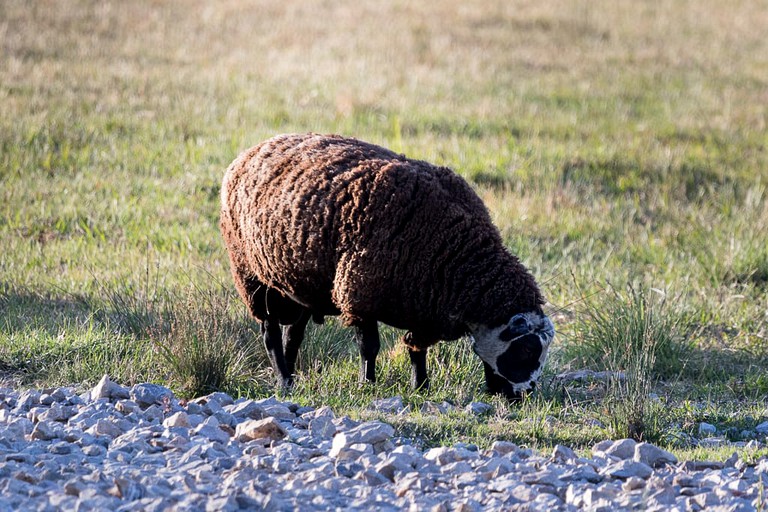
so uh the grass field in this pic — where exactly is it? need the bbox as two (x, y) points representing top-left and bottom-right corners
(2, 0), (767, 458)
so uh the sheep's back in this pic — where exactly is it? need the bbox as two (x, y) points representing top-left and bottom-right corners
(222, 133), (507, 336)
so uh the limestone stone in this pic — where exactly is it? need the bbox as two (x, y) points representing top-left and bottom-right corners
(130, 383), (174, 408)
(634, 442), (677, 467)
(235, 417), (287, 443)
(91, 375), (130, 401)
(370, 396), (405, 414)
(602, 459), (653, 480)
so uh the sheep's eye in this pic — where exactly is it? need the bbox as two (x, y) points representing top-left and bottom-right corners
(511, 316), (528, 329)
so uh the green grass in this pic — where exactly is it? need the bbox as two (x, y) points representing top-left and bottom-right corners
(2, 0), (768, 461)
(562, 285), (692, 440)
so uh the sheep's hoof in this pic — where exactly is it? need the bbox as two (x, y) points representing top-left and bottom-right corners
(359, 361), (376, 384)
(277, 376), (295, 393)
(411, 376), (430, 393)
(359, 375), (376, 385)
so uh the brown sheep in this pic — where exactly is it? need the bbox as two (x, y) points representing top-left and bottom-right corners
(220, 133), (555, 400)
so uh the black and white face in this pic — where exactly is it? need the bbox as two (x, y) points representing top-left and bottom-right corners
(469, 311), (555, 401)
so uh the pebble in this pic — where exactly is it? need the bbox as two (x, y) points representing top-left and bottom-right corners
(464, 401), (493, 416)
(370, 396), (406, 414)
(634, 441), (677, 467)
(0, 378), (766, 511)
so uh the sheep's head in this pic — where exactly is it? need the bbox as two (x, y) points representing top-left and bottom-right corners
(469, 310), (555, 402)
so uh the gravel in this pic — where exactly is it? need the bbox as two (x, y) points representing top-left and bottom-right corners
(1, 376), (767, 511)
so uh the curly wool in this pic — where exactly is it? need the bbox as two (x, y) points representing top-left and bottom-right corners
(220, 133), (544, 347)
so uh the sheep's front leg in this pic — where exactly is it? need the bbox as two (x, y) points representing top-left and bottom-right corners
(408, 347), (429, 391)
(355, 320), (380, 383)
(262, 319), (292, 389)
(282, 309), (310, 386)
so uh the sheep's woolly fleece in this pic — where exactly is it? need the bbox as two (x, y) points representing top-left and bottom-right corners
(220, 133), (543, 347)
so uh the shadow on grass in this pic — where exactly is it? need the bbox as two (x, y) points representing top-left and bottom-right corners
(0, 282), (268, 395)
(0, 285), (94, 337)
(0, 286), (104, 384)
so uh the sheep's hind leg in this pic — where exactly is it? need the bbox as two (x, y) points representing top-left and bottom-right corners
(282, 309), (311, 386)
(403, 332), (429, 391)
(262, 319), (293, 389)
(355, 320), (380, 383)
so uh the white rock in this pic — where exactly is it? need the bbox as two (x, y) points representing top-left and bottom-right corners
(333, 415), (359, 431)
(698, 436), (728, 448)
(690, 491), (720, 508)
(602, 438), (637, 460)
(634, 442), (677, 467)
(4, 380), (768, 511)
(115, 400), (141, 415)
(309, 416), (336, 439)
(82, 445), (105, 457)
(225, 400), (266, 420)
(332, 445), (369, 461)
(424, 446), (453, 465)
(202, 392), (234, 407)
(29, 420), (59, 441)
(357, 467), (390, 486)
(271, 442), (306, 466)
(522, 468), (565, 487)
(14, 390), (41, 412)
(601, 459), (653, 480)
(424, 446), (479, 465)
(262, 403), (295, 420)
(552, 444), (578, 462)
(716, 478), (751, 497)
(580, 487), (617, 510)
(592, 439), (614, 454)
(698, 422), (717, 436)
(312, 405), (336, 419)
(349, 443), (374, 456)
(0, 423), (26, 443)
(477, 457), (514, 478)
(394, 472), (434, 496)
(39, 388), (66, 405)
(38, 403), (78, 422)
(370, 396), (405, 414)
(464, 402), (492, 416)
(333, 421), (394, 446)
(420, 401), (454, 415)
(88, 419), (124, 438)
(375, 454), (413, 481)
(195, 423), (231, 444)
(623, 475), (646, 491)
(130, 383), (173, 408)
(329, 421), (395, 459)
(490, 440), (518, 455)
(163, 411), (190, 428)
(143, 404), (165, 423)
(91, 375), (129, 400)
(111, 477), (147, 500)
(235, 417), (287, 443)
(560, 463), (602, 483)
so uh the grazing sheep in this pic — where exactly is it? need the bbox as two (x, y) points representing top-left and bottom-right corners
(220, 133), (555, 400)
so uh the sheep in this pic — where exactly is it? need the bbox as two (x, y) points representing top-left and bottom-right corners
(220, 133), (555, 400)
